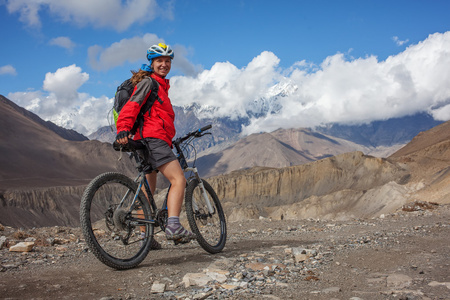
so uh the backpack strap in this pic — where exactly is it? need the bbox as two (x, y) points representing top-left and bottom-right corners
(133, 77), (161, 136)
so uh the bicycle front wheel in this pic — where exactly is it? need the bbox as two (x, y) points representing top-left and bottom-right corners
(80, 172), (154, 270)
(185, 178), (227, 253)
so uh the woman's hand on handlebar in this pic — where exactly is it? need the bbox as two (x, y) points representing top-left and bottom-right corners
(116, 130), (132, 144)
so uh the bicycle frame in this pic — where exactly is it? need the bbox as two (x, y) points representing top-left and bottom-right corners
(119, 124), (216, 228)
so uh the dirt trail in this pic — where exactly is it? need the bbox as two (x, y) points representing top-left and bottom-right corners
(1, 204), (449, 300)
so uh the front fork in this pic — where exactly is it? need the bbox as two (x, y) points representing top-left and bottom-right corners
(184, 167), (215, 214)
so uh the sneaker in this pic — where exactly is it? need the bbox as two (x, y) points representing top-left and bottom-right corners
(165, 225), (196, 244)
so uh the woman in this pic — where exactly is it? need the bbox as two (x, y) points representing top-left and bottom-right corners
(115, 43), (196, 243)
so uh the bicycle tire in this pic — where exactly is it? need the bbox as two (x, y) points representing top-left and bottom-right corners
(185, 178), (227, 253)
(80, 172), (154, 269)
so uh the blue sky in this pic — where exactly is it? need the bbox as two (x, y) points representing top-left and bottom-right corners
(1, 0), (450, 135)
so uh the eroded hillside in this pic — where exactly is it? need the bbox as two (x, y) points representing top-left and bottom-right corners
(209, 151), (414, 221)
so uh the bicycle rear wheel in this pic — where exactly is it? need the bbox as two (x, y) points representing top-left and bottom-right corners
(185, 178), (227, 253)
(80, 172), (154, 269)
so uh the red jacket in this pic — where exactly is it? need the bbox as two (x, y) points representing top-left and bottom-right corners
(116, 74), (176, 147)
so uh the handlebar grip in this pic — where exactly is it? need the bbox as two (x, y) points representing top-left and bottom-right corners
(199, 124), (212, 132)
(113, 139), (146, 152)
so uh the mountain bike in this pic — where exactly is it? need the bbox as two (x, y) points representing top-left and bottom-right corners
(79, 125), (227, 270)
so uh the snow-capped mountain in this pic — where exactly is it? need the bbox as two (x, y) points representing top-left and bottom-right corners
(187, 80), (298, 120)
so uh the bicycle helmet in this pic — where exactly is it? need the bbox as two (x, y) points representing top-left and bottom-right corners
(147, 43), (174, 61)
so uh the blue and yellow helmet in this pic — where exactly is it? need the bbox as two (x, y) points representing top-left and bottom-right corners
(147, 43), (174, 61)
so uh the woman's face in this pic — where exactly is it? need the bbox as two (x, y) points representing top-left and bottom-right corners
(152, 56), (172, 78)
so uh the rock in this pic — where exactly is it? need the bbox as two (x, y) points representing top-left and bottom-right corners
(245, 262), (285, 271)
(182, 273), (211, 288)
(386, 273), (412, 289)
(192, 291), (213, 300)
(204, 270), (227, 283)
(276, 281), (289, 287)
(428, 281), (450, 289)
(292, 247), (316, 263)
(219, 283), (239, 290)
(56, 246), (68, 252)
(150, 282), (165, 293)
(9, 242), (34, 252)
(0, 236), (7, 249)
(294, 253), (308, 263)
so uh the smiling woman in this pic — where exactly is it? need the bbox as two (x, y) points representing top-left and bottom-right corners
(115, 42), (197, 244)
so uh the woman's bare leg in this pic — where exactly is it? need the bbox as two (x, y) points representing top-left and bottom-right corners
(158, 160), (195, 242)
(158, 160), (186, 217)
(145, 171), (157, 195)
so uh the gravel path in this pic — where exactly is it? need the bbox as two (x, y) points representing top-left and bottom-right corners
(1, 203), (449, 300)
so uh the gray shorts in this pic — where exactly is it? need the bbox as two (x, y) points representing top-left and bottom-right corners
(141, 138), (177, 172)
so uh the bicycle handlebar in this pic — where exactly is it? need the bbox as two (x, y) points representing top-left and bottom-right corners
(173, 124), (212, 146)
(113, 124), (212, 152)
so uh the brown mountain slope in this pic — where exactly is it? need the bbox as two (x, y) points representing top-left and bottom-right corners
(0, 95), (87, 141)
(388, 120), (450, 203)
(0, 96), (135, 191)
(196, 128), (369, 178)
(0, 97), (138, 227)
(389, 120), (450, 158)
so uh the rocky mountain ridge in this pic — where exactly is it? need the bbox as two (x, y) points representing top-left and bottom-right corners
(195, 129), (375, 178)
(0, 95), (88, 142)
(0, 95), (136, 192)
(209, 151), (413, 222)
(0, 96), (137, 227)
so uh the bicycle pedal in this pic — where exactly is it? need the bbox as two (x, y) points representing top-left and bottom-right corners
(173, 238), (188, 245)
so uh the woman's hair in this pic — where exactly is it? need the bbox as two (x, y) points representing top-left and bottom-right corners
(130, 69), (151, 86)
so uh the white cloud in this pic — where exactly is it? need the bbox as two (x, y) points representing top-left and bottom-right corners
(49, 36), (76, 51)
(8, 32), (450, 137)
(392, 36), (410, 46)
(5, 0), (41, 27)
(0, 65), (17, 75)
(169, 32), (450, 135)
(88, 33), (161, 71)
(171, 51), (281, 118)
(88, 33), (200, 75)
(43, 65), (89, 104)
(431, 105), (450, 121)
(8, 65), (111, 136)
(5, 0), (170, 31)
